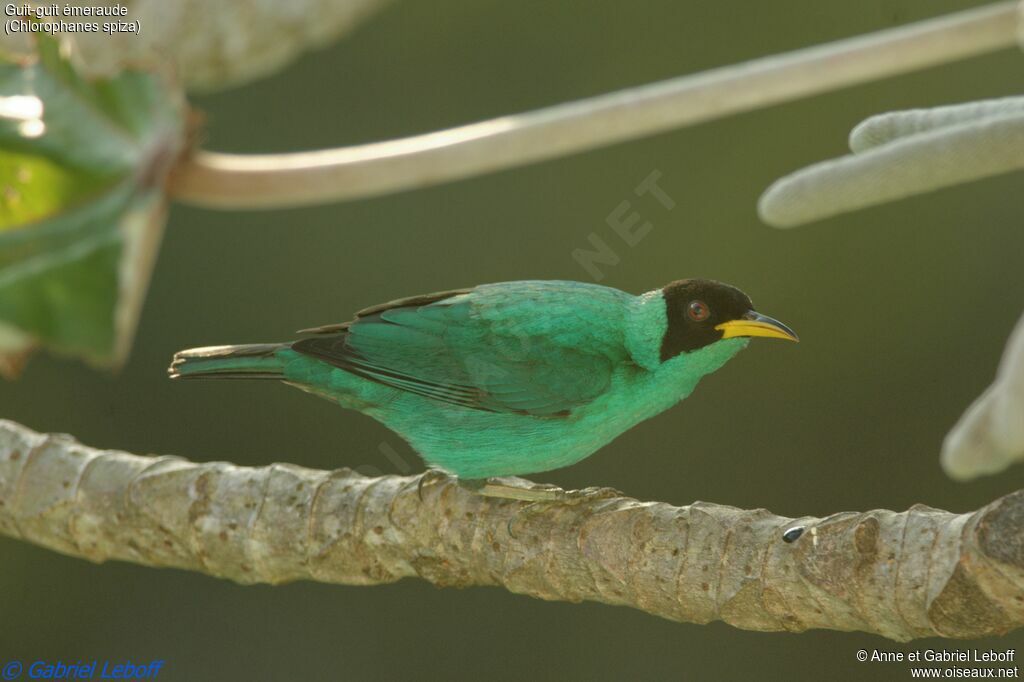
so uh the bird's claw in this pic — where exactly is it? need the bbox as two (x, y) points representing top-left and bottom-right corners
(459, 477), (566, 502)
(459, 477), (621, 503)
(416, 469), (453, 502)
(432, 477), (623, 537)
(560, 485), (624, 504)
(495, 484), (624, 538)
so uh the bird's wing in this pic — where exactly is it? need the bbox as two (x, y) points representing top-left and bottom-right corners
(296, 288), (473, 335)
(291, 281), (632, 417)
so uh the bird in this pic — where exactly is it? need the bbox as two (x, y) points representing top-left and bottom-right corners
(168, 279), (797, 484)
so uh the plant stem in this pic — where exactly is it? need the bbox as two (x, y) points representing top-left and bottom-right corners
(169, 2), (1020, 210)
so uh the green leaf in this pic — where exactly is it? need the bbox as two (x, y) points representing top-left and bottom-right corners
(0, 34), (184, 375)
(0, 151), (107, 229)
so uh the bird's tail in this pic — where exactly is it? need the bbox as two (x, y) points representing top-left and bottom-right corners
(168, 343), (287, 380)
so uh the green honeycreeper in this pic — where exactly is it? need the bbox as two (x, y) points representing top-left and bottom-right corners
(169, 279), (797, 480)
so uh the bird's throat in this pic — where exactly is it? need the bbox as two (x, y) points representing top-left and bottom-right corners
(653, 338), (749, 401)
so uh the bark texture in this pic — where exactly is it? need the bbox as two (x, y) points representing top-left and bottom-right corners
(2, 419), (1023, 641)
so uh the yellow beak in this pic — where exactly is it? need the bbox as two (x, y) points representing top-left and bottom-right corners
(715, 311), (799, 342)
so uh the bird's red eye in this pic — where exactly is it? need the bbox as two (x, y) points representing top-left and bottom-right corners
(688, 300), (710, 322)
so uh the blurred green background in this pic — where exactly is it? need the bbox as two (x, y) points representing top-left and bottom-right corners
(3, 0), (1024, 679)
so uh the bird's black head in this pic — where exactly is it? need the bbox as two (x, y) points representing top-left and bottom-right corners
(659, 279), (798, 361)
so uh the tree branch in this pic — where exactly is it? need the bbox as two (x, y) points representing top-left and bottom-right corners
(3, 420), (1024, 640)
(168, 2), (1021, 210)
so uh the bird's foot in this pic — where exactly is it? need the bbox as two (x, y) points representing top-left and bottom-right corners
(453, 478), (623, 538)
(458, 476), (573, 502)
(563, 485), (624, 504)
(416, 468), (454, 501)
(460, 477), (622, 505)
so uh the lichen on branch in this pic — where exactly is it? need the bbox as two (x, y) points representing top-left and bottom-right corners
(1, 419), (1023, 640)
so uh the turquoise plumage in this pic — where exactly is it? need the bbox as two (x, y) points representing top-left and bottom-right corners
(169, 279), (796, 479)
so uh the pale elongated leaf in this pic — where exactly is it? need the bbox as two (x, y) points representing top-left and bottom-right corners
(942, 311), (1024, 480)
